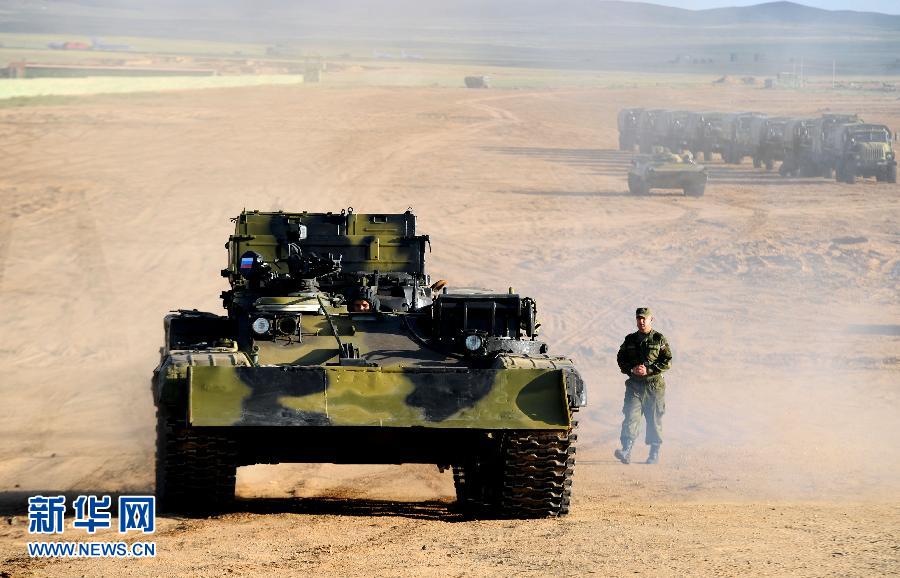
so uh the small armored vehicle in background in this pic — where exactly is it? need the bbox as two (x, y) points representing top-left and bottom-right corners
(464, 76), (489, 89)
(628, 148), (708, 196)
(618, 108), (644, 151)
(830, 124), (897, 183)
(153, 209), (586, 518)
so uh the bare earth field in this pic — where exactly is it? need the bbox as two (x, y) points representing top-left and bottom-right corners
(0, 77), (898, 576)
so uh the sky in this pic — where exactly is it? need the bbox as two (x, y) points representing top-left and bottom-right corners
(637, 0), (900, 14)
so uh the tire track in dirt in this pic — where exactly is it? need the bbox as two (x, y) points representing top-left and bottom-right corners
(553, 197), (769, 354)
(355, 93), (528, 202)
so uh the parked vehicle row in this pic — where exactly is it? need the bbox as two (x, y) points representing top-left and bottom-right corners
(618, 108), (897, 184)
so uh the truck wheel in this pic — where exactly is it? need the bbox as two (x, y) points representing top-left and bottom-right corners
(778, 163), (789, 177)
(823, 166), (835, 179)
(753, 157), (762, 169)
(628, 175), (638, 194)
(156, 406), (237, 514)
(765, 159), (774, 171)
(628, 176), (648, 195)
(888, 164), (897, 184)
(843, 164), (856, 184)
(684, 184), (705, 197)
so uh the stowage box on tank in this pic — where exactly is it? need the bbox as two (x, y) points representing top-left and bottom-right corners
(152, 209), (586, 518)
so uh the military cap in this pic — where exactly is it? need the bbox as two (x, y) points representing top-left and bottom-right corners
(635, 307), (652, 318)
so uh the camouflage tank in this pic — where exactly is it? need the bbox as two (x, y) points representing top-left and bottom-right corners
(628, 148), (708, 196)
(152, 209), (586, 518)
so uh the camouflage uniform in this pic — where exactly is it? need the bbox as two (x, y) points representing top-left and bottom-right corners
(616, 322), (672, 455)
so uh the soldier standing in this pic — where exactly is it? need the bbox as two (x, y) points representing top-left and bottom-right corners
(614, 307), (673, 465)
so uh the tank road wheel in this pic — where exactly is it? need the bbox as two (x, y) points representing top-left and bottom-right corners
(454, 429), (576, 519)
(843, 164), (856, 184)
(453, 459), (501, 516)
(499, 430), (576, 518)
(156, 407), (237, 514)
(453, 431), (505, 517)
(888, 164), (898, 184)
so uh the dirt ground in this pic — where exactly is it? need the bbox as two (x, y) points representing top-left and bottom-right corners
(0, 78), (898, 576)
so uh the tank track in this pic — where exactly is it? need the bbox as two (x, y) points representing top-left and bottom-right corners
(453, 428), (576, 518)
(156, 407), (237, 514)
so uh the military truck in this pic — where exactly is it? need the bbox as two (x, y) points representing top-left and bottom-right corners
(722, 112), (767, 164)
(656, 110), (691, 153)
(685, 111), (727, 162)
(751, 117), (789, 171)
(153, 209), (586, 518)
(829, 123), (897, 183)
(779, 118), (817, 177)
(638, 109), (667, 153)
(811, 113), (862, 177)
(618, 108), (644, 151)
(628, 148), (708, 196)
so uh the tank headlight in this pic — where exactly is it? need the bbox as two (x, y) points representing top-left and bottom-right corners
(464, 335), (484, 351)
(276, 316), (298, 335)
(251, 317), (271, 335)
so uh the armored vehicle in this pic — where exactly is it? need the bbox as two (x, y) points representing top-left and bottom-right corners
(618, 108), (643, 151)
(830, 124), (897, 183)
(685, 112), (727, 162)
(628, 148), (708, 196)
(152, 209), (586, 518)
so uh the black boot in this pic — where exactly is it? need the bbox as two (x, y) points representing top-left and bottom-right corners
(614, 441), (633, 465)
(646, 444), (660, 465)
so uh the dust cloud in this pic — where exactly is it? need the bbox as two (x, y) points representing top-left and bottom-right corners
(0, 2), (898, 575)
